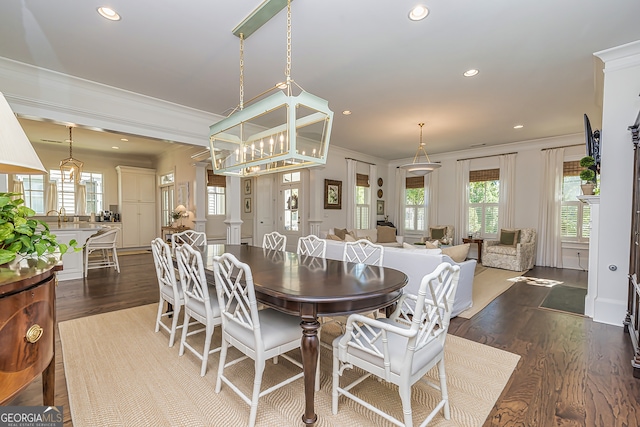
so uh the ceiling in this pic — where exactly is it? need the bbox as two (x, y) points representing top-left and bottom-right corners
(1, 1), (639, 161)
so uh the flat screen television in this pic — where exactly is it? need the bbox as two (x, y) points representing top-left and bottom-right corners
(584, 114), (601, 173)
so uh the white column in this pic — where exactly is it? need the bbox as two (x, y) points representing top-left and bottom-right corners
(308, 168), (323, 236)
(593, 41), (640, 325)
(225, 176), (242, 244)
(578, 195), (600, 318)
(192, 162), (208, 234)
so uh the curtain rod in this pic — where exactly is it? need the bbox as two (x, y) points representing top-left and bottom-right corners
(345, 157), (376, 166)
(541, 144), (584, 151)
(457, 152), (518, 161)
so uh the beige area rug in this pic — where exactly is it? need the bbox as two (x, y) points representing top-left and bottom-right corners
(457, 267), (527, 319)
(59, 304), (520, 427)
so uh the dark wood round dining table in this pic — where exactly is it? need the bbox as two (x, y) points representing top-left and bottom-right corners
(199, 244), (408, 425)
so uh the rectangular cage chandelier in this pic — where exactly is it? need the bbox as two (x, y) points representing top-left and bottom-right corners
(209, 0), (333, 177)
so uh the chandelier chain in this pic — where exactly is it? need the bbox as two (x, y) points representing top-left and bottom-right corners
(239, 33), (244, 110)
(68, 126), (73, 157)
(285, 0), (291, 82)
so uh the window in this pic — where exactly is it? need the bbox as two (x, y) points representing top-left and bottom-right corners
(355, 173), (370, 229)
(561, 161), (590, 241)
(405, 176), (425, 231)
(82, 172), (103, 214)
(48, 170), (104, 214)
(15, 174), (45, 214)
(468, 169), (500, 237)
(160, 172), (175, 227)
(207, 171), (226, 216)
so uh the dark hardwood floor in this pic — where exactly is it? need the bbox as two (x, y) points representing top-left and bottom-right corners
(6, 258), (640, 426)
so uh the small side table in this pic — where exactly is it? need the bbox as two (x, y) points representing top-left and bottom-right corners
(462, 238), (484, 264)
(161, 225), (191, 242)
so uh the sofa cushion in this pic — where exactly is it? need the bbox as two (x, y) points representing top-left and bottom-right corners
(355, 228), (378, 243)
(334, 228), (348, 240)
(499, 229), (520, 247)
(326, 234), (342, 241)
(344, 233), (357, 242)
(430, 227), (446, 240)
(377, 226), (397, 243)
(441, 243), (470, 263)
(486, 245), (517, 256)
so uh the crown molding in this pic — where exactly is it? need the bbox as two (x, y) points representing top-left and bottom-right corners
(595, 40), (640, 73)
(0, 56), (222, 147)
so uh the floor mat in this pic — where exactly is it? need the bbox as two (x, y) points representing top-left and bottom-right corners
(539, 285), (587, 315)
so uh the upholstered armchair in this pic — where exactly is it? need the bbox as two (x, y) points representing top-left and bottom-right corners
(482, 228), (537, 271)
(421, 225), (455, 245)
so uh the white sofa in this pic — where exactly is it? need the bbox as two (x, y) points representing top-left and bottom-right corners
(321, 227), (404, 248)
(323, 239), (476, 317)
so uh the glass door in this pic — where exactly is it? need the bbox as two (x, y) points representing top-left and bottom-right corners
(279, 172), (302, 251)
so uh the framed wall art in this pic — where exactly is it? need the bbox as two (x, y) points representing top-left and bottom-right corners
(244, 197), (252, 213)
(377, 200), (385, 216)
(244, 179), (252, 195)
(324, 179), (342, 210)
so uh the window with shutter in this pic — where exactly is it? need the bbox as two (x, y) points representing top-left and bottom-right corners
(468, 169), (500, 237)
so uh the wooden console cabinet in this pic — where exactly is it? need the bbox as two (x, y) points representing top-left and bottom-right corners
(626, 111), (640, 378)
(0, 258), (61, 405)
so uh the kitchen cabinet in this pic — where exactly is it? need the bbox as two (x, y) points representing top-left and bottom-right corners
(116, 166), (157, 248)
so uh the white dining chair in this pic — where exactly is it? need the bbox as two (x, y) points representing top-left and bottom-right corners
(151, 237), (184, 347)
(84, 226), (120, 277)
(176, 243), (222, 377)
(332, 262), (461, 427)
(297, 234), (327, 258)
(212, 252), (314, 427)
(171, 229), (207, 254)
(262, 231), (287, 251)
(343, 238), (384, 267)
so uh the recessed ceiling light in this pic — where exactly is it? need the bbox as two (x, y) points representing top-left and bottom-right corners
(342, 110), (352, 115)
(120, 138), (128, 141)
(513, 124), (524, 129)
(97, 7), (121, 21)
(111, 146), (120, 149)
(463, 69), (479, 77)
(408, 5), (429, 21)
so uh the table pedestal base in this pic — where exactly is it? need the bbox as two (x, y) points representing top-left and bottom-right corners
(300, 319), (320, 425)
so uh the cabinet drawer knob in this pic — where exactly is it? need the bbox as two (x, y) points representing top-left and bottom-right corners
(26, 324), (44, 344)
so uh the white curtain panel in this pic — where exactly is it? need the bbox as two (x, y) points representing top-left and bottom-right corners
(345, 159), (356, 230)
(426, 169), (439, 231)
(76, 184), (87, 215)
(498, 153), (517, 229)
(394, 167), (406, 234)
(12, 180), (24, 201)
(455, 160), (470, 245)
(45, 181), (58, 213)
(537, 148), (564, 267)
(369, 164), (377, 229)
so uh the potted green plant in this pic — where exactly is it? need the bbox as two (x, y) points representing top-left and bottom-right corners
(0, 192), (80, 265)
(579, 156), (597, 195)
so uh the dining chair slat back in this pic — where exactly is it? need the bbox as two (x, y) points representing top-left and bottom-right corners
(151, 237), (184, 347)
(175, 243), (221, 377)
(212, 252), (308, 427)
(297, 234), (327, 258)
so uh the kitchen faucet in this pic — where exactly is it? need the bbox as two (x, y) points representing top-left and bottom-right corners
(46, 207), (67, 226)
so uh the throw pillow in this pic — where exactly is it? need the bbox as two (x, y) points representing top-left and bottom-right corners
(344, 234), (357, 242)
(499, 229), (520, 247)
(430, 227), (446, 241)
(334, 228), (348, 240)
(402, 242), (418, 250)
(326, 234), (342, 241)
(424, 240), (439, 249)
(442, 243), (471, 263)
(377, 225), (397, 243)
